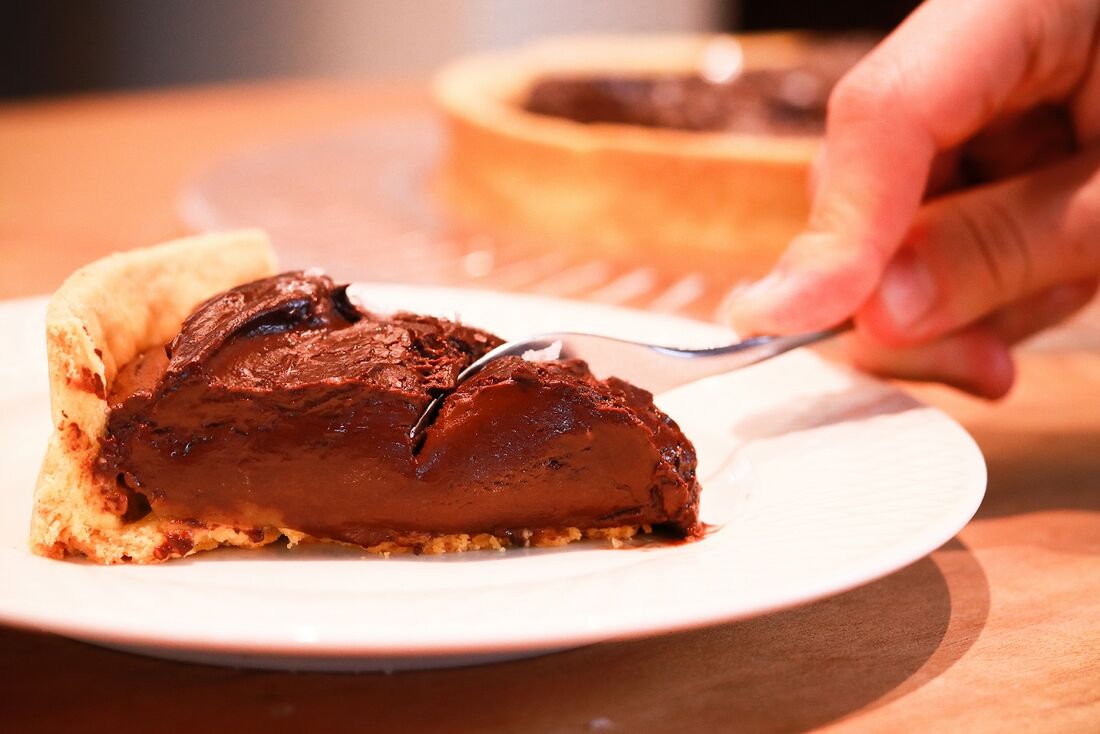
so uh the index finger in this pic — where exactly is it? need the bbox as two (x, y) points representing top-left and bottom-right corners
(730, 0), (1099, 335)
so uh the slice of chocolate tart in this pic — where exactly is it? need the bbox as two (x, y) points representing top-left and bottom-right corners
(32, 231), (701, 563)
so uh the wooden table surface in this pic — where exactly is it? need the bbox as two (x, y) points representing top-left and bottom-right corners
(1, 81), (1098, 733)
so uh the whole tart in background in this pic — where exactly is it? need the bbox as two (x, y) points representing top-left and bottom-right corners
(433, 33), (873, 278)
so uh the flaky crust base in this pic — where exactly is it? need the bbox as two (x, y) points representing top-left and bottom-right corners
(30, 232), (656, 563)
(291, 525), (648, 557)
(433, 33), (821, 276)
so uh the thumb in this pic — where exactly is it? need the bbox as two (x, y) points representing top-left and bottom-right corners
(857, 146), (1100, 347)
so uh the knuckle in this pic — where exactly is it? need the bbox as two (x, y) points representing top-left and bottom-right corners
(945, 198), (1033, 301)
(827, 55), (905, 124)
(1068, 169), (1100, 270)
(1018, 0), (1098, 92)
(826, 52), (936, 144)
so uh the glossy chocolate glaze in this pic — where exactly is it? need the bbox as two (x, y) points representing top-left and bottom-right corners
(98, 272), (701, 548)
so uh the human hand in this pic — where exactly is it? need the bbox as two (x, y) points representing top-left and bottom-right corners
(729, 0), (1100, 397)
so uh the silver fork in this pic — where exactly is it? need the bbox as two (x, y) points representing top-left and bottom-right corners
(409, 324), (848, 440)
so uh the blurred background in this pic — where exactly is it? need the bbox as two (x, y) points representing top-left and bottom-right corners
(4, 0), (920, 99)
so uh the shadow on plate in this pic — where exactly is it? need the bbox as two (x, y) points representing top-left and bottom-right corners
(728, 379), (918, 444)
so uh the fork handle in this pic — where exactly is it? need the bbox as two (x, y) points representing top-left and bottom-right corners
(649, 322), (850, 389)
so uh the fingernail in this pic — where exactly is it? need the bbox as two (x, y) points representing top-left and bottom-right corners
(736, 270), (789, 303)
(877, 251), (936, 329)
(726, 270), (794, 333)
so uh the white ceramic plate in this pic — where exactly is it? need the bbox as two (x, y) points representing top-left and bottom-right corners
(0, 286), (985, 671)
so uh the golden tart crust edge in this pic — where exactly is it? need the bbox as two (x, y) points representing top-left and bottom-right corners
(433, 33), (822, 274)
(31, 229), (281, 563)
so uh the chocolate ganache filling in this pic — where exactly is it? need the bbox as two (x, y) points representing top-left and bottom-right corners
(98, 272), (701, 549)
(522, 35), (879, 134)
(524, 70), (831, 134)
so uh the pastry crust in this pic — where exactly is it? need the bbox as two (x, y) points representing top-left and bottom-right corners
(31, 231), (650, 563)
(433, 33), (825, 276)
(31, 230), (280, 563)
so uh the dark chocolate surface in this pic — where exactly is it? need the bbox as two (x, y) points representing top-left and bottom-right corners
(99, 272), (701, 548)
(522, 38), (874, 134)
(524, 70), (830, 134)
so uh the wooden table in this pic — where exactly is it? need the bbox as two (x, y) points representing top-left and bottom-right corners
(2, 81), (1098, 733)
